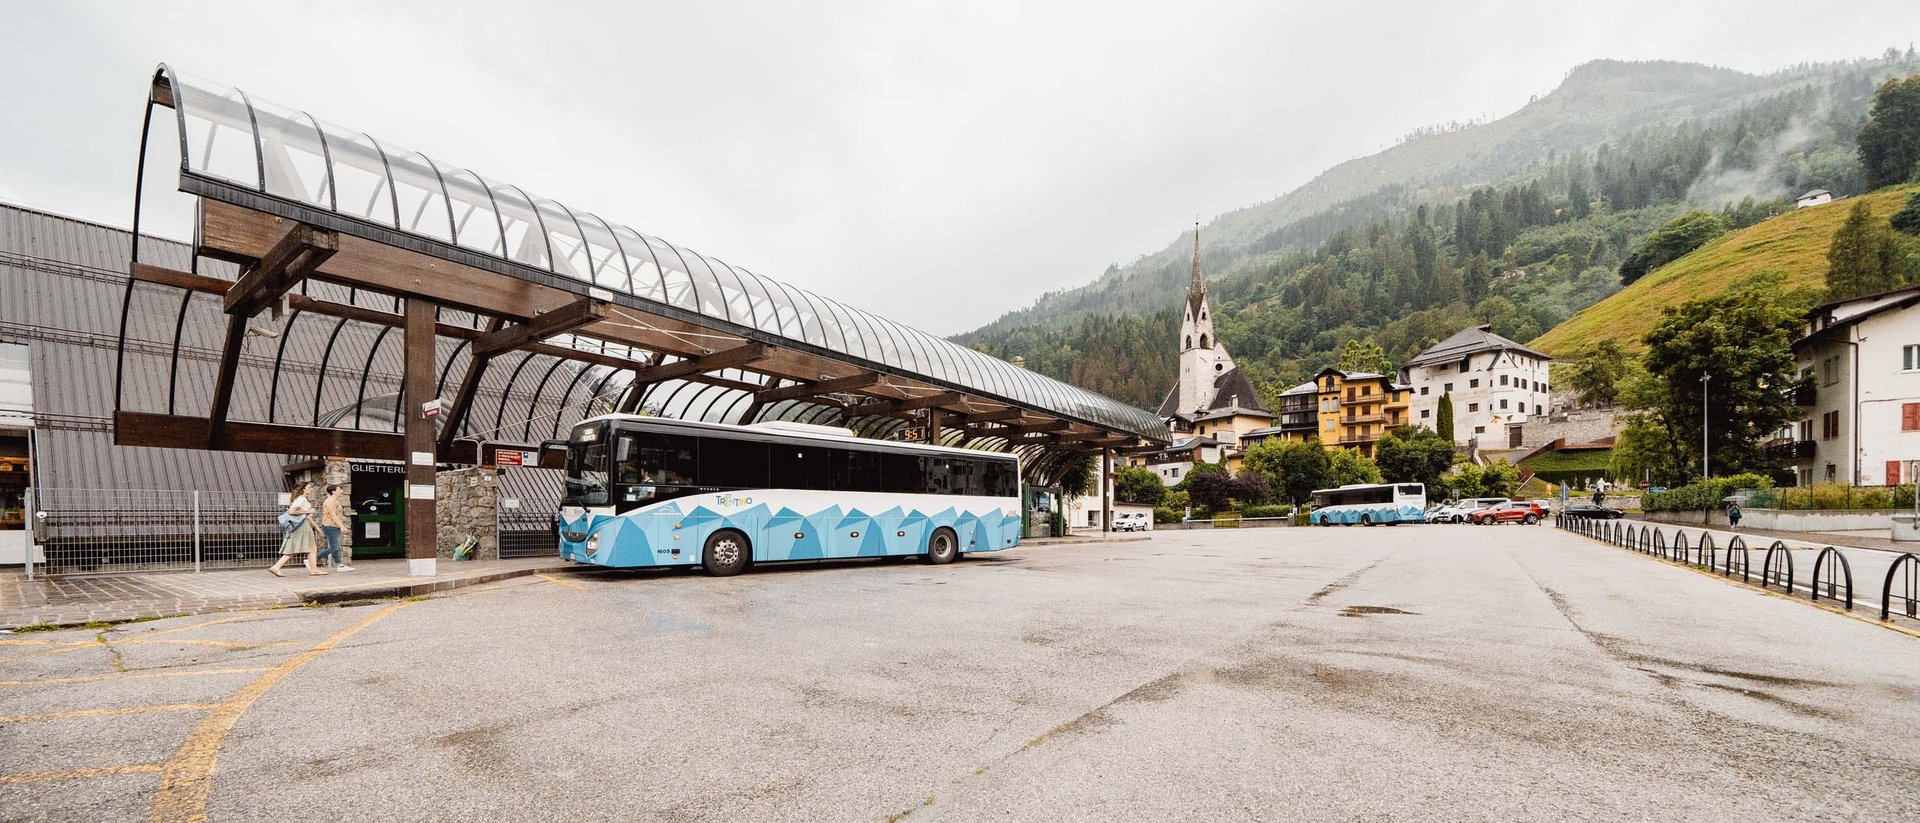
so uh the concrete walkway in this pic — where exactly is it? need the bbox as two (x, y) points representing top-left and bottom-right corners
(0, 559), (579, 630)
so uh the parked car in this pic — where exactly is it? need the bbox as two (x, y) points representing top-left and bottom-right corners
(1560, 503), (1625, 520)
(1112, 511), (1151, 532)
(1431, 497), (1510, 523)
(1472, 500), (1547, 525)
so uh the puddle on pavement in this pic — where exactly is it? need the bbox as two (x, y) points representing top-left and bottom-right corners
(1339, 605), (1417, 618)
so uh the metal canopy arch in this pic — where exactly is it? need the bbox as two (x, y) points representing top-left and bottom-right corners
(116, 64), (1165, 489)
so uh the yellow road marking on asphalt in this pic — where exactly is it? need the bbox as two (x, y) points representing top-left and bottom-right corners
(0, 703), (218, 724)
(536, 573), (587, 590)
(150, 601), (411, 823)
(0, 638), (68, 646)
(121, 639), (295, 650)
(0, 668), (270, 688)
(0, 615), (270, 664)
(0, 763), (165, 784)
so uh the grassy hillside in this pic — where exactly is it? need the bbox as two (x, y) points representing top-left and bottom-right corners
(1530, 186), (1917, 356)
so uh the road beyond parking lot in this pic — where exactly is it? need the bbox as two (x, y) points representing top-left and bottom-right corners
(4, 525), (1917, 822)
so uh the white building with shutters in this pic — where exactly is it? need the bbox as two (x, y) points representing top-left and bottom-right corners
(1787, 285), (1920, 487)
(1398, 325), (1553, 451)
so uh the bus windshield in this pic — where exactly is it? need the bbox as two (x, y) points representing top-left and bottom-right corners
(563, 425), (609, 506)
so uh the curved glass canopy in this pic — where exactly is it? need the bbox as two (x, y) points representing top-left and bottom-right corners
(149, 66), (1167, 444)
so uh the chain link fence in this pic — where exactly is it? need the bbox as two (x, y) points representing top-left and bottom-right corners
(28, 488), (286, 577)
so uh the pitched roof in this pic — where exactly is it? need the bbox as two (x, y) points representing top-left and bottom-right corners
(1796, 283), (1920, 347)
(1403, 325), (1551, 369)
(1207, 366), (1271, 414)
(1186, 226), (1208, 316)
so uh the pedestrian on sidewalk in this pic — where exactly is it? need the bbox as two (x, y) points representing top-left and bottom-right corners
(1727, 502), (1742, 530)
(318, 484), (354, 572)
(268, 482), (324, 577)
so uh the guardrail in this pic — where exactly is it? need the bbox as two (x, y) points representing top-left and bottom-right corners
(1555, 516), (1916, 623)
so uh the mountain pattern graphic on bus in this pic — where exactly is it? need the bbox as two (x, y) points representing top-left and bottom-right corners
(561, 492), (1021, 568)
(1309, 503), (1427, 526)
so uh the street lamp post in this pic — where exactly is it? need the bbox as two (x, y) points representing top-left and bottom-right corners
(1700, 373), (1711, 480)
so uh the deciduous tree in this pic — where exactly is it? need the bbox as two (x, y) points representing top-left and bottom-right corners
(1114, 466), (1166, 506)
(1858, 75), (1920, 190)
(1327, 448), (1384, 487)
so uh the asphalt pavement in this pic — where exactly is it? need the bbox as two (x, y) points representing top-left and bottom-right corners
(3, 524), (1917, 822)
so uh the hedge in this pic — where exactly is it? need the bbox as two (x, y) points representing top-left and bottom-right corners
(1641, 473), (1773, 512)
(1241, 504), (1295, 519)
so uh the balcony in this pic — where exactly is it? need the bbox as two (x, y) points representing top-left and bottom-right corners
(1791, 383), (1816, 407)
(1764, 440), (1816, 460)
(1343, 412), (1389, 425)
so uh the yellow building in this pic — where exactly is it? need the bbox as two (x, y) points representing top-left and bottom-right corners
(1312, 368), (1411, 457)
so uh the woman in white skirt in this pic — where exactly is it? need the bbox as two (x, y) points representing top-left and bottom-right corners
(268, 482), (325, 577)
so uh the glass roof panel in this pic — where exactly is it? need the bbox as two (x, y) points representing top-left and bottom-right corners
(154, 71), (1168, 442)
(670, 245), (732, 323)
(388, 151), (454, 242)
(176, 76), (259, 188)
(608, 224), (667, 304)
(486, 181), (551, 269)
(641, 234), (701, 313)
(531, 195), (591, 280)
(317, 126), (396, 227)
(573, 211), (634, 293)
(250, 99), (331, 208)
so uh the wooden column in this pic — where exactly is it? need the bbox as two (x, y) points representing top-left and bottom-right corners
(1101, 448), (1113, 533)
(404, 299), (439, 576)
(927, 410), (943, 445)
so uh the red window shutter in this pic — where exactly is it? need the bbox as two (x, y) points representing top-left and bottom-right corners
(1904, 403), (1920, 431)
(1889, 461), (1903, 487)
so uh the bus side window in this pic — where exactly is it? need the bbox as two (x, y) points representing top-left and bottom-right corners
(926, 458), (953, 495)
(771, 445), (828, 491)
(881, 453), (924, 494)
(833, 448), (885, 493)
(701, 438), (768, 489)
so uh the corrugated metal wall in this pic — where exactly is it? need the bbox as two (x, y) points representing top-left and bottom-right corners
(0, 204), (282, 491)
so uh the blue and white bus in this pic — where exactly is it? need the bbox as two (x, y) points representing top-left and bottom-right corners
(557, 415), (1022, 575)
(1308, 483), (1427, 526)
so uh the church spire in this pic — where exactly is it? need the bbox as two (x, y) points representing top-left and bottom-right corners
(1186, 222), (1206, 316)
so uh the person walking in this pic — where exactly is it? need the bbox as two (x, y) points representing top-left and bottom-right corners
(268, 482), (324, 577)
(318, 484), (354, 572)
(1727, 502), (1743, 530)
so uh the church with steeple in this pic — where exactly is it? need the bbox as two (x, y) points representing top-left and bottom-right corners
(1150, 227), (1274, 467)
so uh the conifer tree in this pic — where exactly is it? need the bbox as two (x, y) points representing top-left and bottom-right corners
(1826, 201), (1900, 299)
(1435, 393), (1456, 443)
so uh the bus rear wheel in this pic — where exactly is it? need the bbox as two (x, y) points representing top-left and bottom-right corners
(703, 530), (750, 577)
(926, 527), (959, 565)
(1360, 514), (1373, 527)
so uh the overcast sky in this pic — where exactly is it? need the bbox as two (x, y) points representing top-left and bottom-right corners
(2, 2), (1914, 334)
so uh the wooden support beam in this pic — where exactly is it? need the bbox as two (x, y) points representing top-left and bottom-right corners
(472, 297), (609, 358)
(223, 223), (338, 316)
(960, 407), (1031, 425)
(114, 411), (538, 465)
(402, 299), (438, 574)
(204, 315), (248, 448)
(627, 343), (769, 384)
(1052, 430), (1114, 442)
(846, 391), (964, 417)
(1004, 420), (1072, 435)
(438, 318), (506, 452)
(753, 372), (883, 404)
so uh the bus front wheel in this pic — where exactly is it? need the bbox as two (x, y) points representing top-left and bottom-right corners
(703, 530), (750, 577)
(1360, 514), (1373, 527)
(926, 527), (959, 565)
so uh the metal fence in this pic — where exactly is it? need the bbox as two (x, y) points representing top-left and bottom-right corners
(498, 506), (560, 559)
(1554, 513), (1920, 623)
(29, 488), (285, 577)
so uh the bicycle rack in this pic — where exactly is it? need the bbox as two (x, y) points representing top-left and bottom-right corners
(1724, 536), (1749, 583)
(1810, 547), (1853, 610)
(1697, 533), (1716, 569)
(1673, 530), (1689, 563)
(1653, 529), (1667, 559)
(1761, 541), (1794, 593)
(1882, 553), (1918, 622)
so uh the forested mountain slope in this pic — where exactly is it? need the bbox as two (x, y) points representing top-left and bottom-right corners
(956, 52), (1920, 410)
(1531, 185), (1918, 356)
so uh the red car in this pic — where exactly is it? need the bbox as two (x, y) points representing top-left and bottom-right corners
(1471, 501), (1546, 525)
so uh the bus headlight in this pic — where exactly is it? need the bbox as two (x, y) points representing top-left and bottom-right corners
(586, 534), (600, 555)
